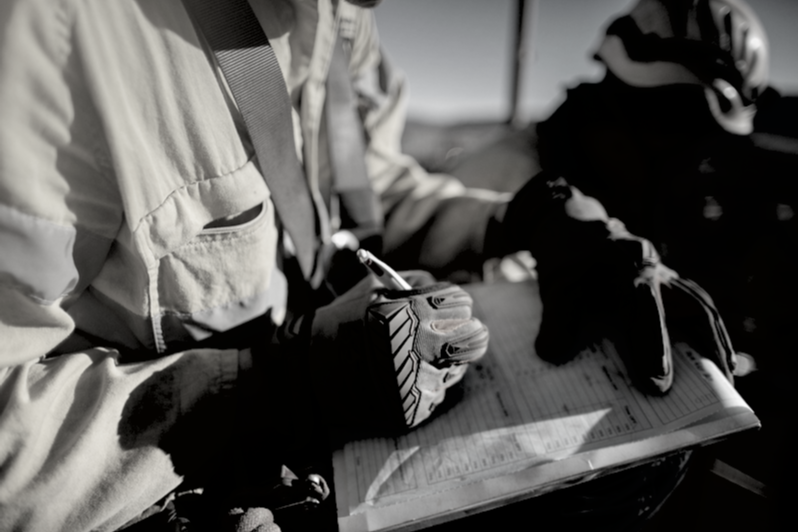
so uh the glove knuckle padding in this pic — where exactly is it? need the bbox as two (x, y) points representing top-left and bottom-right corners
(310, 277), (488, 438)
(369, 283), (488, 428)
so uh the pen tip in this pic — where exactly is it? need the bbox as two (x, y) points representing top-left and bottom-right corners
(356, 249), (369, 262)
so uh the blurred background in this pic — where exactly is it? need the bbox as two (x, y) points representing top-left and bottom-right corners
(375, 0), (797, 124)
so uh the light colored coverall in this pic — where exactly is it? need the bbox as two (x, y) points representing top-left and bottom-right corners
(0, 0), (508, 529)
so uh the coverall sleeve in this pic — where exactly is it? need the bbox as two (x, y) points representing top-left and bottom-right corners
(0, 2), (239, 529)
(345, 8), (512, 277)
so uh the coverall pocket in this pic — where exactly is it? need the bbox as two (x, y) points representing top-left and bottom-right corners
(155, 198), (282, 348)
(199, 202), (266, 234)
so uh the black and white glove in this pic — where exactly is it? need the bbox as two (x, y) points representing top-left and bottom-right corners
(308, 270), (489, 439)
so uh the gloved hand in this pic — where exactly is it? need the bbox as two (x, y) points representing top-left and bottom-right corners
(494, 172), (737, 394)
(308, 270), (489, 440)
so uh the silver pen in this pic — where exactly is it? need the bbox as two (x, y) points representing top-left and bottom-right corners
(357, 249), (412, 291)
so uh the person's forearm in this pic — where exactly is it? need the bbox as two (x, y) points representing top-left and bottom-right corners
(0, 346), (240, 531)
(383, 188), (509, 277)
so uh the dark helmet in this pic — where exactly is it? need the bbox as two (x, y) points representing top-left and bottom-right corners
(595, 0), (769, 135)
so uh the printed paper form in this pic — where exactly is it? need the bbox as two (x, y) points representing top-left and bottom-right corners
(333, 280), (750, 520)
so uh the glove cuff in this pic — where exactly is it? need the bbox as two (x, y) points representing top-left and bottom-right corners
(485, 171), (573, 259)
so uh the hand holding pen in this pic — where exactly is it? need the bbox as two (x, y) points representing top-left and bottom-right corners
(356, 249), (412, 291)
(306, 248), (488, 433)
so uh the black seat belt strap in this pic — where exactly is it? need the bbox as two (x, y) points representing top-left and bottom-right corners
(182, 0), (318, 278)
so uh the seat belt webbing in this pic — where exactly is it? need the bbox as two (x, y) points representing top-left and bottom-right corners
(182, 0), (318, 278)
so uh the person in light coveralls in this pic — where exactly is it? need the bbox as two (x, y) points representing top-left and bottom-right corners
(0, 0), (745, 530)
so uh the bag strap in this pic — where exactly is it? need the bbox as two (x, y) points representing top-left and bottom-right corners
(182, 0), (318, 278)
(325, 30), (383, 254)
